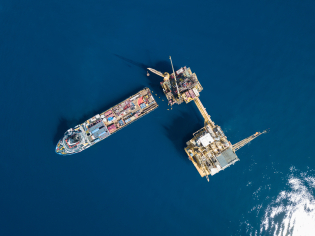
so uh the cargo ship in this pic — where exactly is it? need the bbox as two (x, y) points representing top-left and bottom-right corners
(55, 88), (158, 155)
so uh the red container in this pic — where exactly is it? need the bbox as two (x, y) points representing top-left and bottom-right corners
(107, 124), (117, 133)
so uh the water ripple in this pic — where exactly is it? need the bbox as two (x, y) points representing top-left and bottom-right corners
(244, 167), (315, 236)
(256, 168), (315, 236)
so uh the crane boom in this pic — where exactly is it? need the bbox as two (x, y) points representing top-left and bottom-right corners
(232, 129), (269, 152)
(147, 68), (164, 78)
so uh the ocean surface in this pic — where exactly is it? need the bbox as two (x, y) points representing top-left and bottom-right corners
(1, 0), (315, 235)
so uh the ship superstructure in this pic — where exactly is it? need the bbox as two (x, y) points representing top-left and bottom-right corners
(56, 88), (158, 155)
(148, 57), (268, 181)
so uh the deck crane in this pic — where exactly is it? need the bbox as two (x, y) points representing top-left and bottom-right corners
(148, 56), (181, 98)
(147, 68), (166, 78)
(232, 129), (269, 152)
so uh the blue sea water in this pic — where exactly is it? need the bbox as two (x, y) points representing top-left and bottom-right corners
(1, 0), (315, 235)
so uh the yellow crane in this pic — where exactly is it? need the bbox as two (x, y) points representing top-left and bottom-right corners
(148, 56), (180, 97)
(147, 68), (166, 78)
(232, 129), (269, 152)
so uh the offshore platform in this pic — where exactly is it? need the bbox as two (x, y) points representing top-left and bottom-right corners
(148, 57), (268, 181)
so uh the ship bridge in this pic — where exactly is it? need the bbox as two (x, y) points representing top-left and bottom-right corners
(56, 129), (86, 155)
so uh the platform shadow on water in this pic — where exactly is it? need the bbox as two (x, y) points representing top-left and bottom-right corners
(162, 107), (204, 162)
(113, 53), (176, 98)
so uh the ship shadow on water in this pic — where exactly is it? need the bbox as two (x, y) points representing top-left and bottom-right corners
(53, 118), (70, 146)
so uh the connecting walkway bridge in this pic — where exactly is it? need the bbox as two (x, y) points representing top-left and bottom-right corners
(193, 97), (214, 127)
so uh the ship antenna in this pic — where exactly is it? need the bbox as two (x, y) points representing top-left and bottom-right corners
(169, 56), (181, 98)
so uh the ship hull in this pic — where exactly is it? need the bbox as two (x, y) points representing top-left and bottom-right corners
(55, 88), (158, 155)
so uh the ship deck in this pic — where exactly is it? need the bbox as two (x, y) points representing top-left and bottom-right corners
(56, 87), (158, 155)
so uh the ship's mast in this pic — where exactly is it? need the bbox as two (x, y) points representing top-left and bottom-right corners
(232, 129), (269, 152)
(169, 56), (181, 98)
